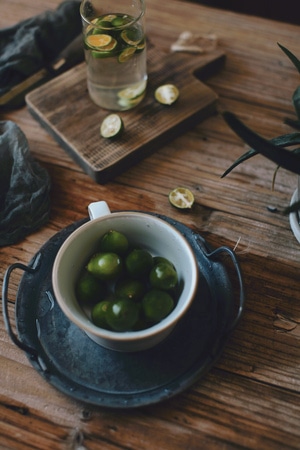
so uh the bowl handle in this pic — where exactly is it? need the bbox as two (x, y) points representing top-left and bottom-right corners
(2, 254), (41, 358)
(88, 201), (111, 220)
(195, 236), (245, 333)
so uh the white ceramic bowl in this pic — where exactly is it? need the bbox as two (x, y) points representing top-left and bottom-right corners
(289, 188), (300, 244)
(52, 202), (198, 352)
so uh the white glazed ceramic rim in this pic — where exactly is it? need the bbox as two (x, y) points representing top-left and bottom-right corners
(52, 212), (198, 344)
(289, 188), (300, 244)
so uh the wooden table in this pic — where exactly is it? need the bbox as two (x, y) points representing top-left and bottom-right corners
(1, 1), (300, 448)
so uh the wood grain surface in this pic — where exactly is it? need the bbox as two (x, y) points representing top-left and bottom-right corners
(26, 43), (225, 183)
(1, 1), (300, 449)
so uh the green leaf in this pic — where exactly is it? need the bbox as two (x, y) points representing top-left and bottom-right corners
(222, 111), (300, 175)
(221, 113), (300, 177)
(278, 42), (300, 73)
(293, 86), (300, 121)
(221, 148), (257, 178)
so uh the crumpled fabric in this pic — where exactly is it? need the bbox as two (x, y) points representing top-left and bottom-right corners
(0, 0), (82, 98)
(0, 121), (51, 246)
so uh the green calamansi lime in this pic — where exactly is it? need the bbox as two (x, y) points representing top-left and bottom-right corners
(125, 248), (154, 278)
(100, 114), (123, 138)
(76, 270), (105, 303)
(154, 84), (179, 105)
(106, 298), (139, 331)
(149, 262), (178, 290)
(168, 187), (194, 209)
(153, 256), (175, 269)
(142, 289), (175, 323)
(91, 300), (111, 329)
(87, 252), (123, 281)
(115, 278), (146, 302)
(99, 229), (129, 255)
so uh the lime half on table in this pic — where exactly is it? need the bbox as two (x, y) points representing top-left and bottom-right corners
(100, 114), (123, 138)
(155, 84), (179, 105)
(169, 187), (194, 209)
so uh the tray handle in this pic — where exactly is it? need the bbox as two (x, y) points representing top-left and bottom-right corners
(196, 236), (245, 333)
(2, 254), (41, 358)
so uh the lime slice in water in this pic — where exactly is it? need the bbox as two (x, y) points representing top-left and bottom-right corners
(155, 84), (179, 105)
(91, 38), (117, 58)
(118, 80), (147, 101)
(101, 14), (117, 22)
(111, 15), (132, 27)
(86, 34), (113, 49)
(117, 80), (147, 108)
(118, 47), (136, 63)
(121, 27), (143, 45)
(100, 114), (123, 138)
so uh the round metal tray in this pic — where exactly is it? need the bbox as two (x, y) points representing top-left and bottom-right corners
(2, 213), (245, 408)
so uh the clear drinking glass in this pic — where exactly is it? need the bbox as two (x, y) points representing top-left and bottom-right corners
(80, 0), (147, 111)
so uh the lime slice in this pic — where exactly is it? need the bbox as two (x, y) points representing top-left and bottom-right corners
(136, 38), (146, 52)
(100, 114), (123, 138)
(111, 15), (131, 27)
(94, 20), (112, 29)
(118, 80), (147, 101)
(118, 47), (136, 63)
(86, 34), (113, 49)
(121, 27), (143, 45)
(91, 38), (117, 58)
(102, 14), (117, 22)
(168, 187), (194, 209)
(155, 84), (179, 105)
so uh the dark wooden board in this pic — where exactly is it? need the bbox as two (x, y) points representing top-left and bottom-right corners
(26, 43), (225, 183)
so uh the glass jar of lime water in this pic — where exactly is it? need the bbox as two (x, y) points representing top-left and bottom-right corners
(80, 0), (147, 111)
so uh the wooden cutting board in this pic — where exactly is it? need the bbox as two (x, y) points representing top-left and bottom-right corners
(26, 43), (225, 183)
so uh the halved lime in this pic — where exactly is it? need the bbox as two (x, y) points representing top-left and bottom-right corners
(118, 47), (136, 63)
(168, 187), (194, 209)
(100, 114), (123, 138)
(154, 84), (179, 105)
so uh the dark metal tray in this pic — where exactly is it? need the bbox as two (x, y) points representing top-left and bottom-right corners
(2, 213), (245, 409)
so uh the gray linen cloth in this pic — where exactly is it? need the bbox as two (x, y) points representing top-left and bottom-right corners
(0, 121), (51, 246)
